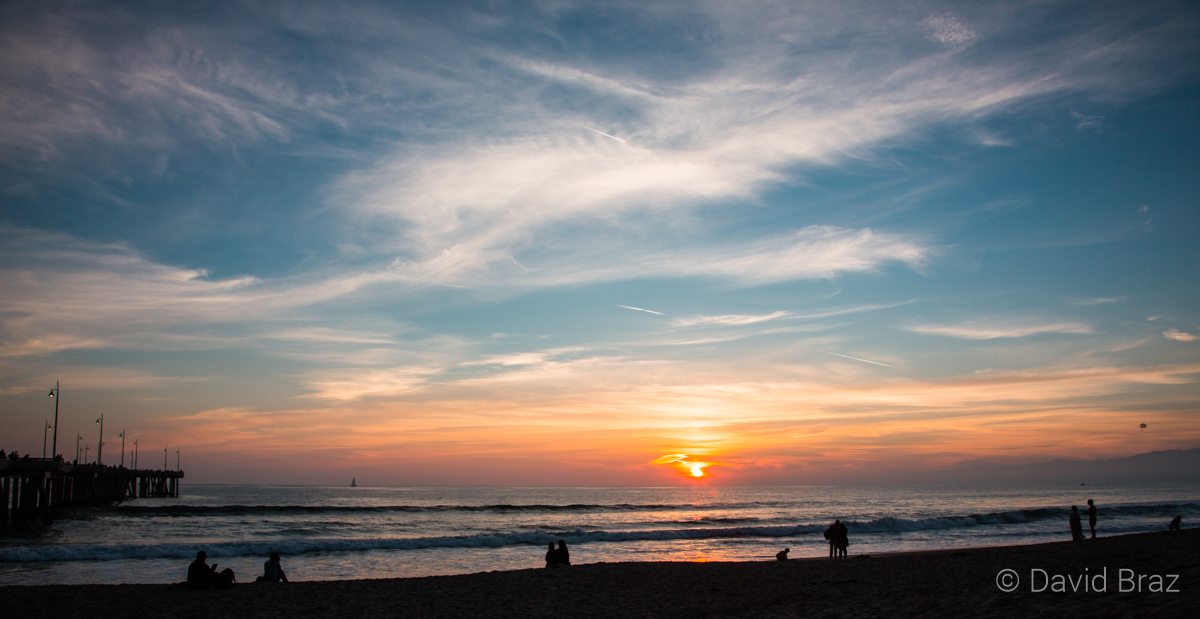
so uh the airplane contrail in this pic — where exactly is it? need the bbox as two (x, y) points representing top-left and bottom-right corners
(617, 305), (664, 315)
(584, 127), (626, 143)
(821, 351), (893, 367)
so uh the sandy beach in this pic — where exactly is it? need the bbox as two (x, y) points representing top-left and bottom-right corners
(5, 529), (1195, 618)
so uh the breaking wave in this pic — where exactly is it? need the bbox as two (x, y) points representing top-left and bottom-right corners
(4, 502), (1192, 563)
(105, 503), (782, 517)
(11, 505), (1188, 563)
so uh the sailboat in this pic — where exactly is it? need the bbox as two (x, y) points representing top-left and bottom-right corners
(351, 477), (357, 487)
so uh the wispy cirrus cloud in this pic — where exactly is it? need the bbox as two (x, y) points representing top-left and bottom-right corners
(369, 224), (930, 289)
(1164, 329), (1197, 342)
(4, 0), (1193, 298)
(0, 227), (264, 356)
(0, 226), (425, 357)
(462, 347), (588, 367)
(327, 2), (1196, 291)
(675, 311), (790, 327)
(924, 13), (979, 49)
(299, 365), (441, 401)
(910, 320), (1094, 340)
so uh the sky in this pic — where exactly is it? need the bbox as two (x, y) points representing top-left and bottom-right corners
(1, 0), (1198, 486)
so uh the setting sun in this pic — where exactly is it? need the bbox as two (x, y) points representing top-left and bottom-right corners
(652, 454), (713, 478)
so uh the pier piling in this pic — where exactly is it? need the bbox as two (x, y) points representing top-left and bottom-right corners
(1, 459), (183, 524)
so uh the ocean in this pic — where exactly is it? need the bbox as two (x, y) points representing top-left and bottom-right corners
(1, 484), (1196, 586)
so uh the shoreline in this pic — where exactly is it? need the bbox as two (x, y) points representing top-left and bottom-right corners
(5, 529), (1196, 618)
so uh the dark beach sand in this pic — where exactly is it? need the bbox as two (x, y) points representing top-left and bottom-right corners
(5, 529), (1196, 618)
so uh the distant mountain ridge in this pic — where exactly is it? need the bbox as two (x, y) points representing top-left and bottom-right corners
(944, 448), (1200, 485)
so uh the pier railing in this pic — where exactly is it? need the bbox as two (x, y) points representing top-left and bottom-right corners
(0, 458), (183, 524)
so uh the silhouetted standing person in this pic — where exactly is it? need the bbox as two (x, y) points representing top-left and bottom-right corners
(836, 520), (849, 558)
(1069, 506), (1084, 541)
(556, 540), (571, 566)
(1086, 499), (1097, 539)
(825, 520), (840, 559)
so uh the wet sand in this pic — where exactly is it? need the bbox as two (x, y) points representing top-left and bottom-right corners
(4, 529), (1196, 618)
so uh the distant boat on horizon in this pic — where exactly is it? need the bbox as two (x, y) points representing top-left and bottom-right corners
(351, 478), (357, 487)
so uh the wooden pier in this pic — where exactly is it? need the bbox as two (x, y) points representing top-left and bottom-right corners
(0, 458), (183, 524)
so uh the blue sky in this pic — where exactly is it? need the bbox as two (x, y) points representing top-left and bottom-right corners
(1, 0), (1198, 484)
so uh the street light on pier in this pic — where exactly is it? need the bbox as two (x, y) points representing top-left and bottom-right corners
(75, 433), (82, 462)
(48, 382), (60, 459)
(42, 421), (51, 459)
(95, 414), (104, 466)
(175, 449), (180, 471)
(133, 439), (138, 470)
(119, 431), (126, 468)
(84, 443), (89, 464)
(163, 446), (168, 470)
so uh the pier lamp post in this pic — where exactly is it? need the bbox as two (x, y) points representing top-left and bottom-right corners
(119, 431), (126, 468)
(43, 421), (51, 459)
(133, 439), (138, 470)
(95, 414), (104, 466)
(48, 382), (60, 459)
(76, 433), (82, 462)
(84, 443), (89, 464)
(164, 446), (168, 470)
(175, 449), (180, 471)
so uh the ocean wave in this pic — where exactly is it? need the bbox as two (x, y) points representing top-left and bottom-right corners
(847, 511), (1034, 532)
(102, 501), (1198, 519)
(0, 524), (825, 563)
(103, 502), (785, 517)
(0, 511), (1111, 563)
(5, 502), (1193, 563)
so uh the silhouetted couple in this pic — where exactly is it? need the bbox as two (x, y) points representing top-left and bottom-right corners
(255, 552), (288, 583)
(545, 540), (571, 567)
(1068, 506), (1085, 541)
(824, 520), (848, 559)
(186, 551), (236, 590)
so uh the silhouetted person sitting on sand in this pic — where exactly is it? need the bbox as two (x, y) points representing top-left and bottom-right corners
(545, 540), (572, 567)
(776, 548), (789, 561)
(1068, 506), (1084, 541)
(256, 552), (287, 583)
(187, 551), (236, 589)
(1087, 499), (1097, 539)
(1168, 515), (1182, 531)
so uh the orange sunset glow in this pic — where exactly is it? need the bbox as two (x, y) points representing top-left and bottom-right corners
(90, 357), (1193, 486)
